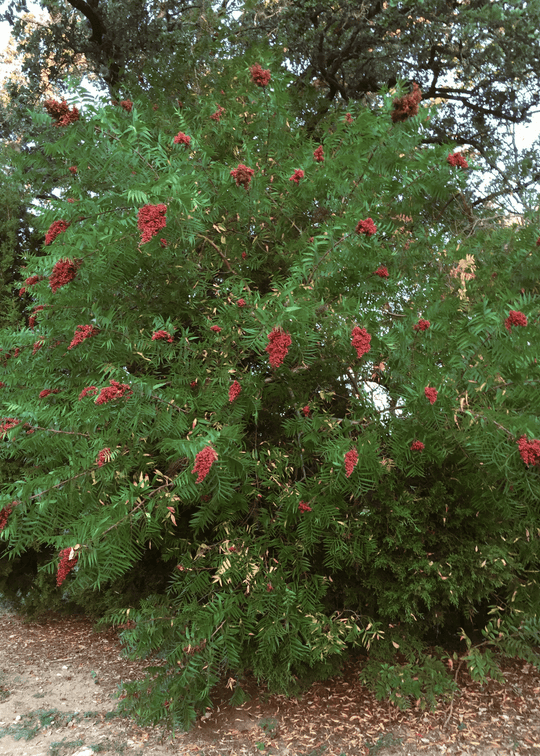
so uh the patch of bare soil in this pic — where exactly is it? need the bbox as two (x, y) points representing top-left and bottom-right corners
(0, 609), (539, 756)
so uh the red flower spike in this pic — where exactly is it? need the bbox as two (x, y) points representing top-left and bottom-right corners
(192, 446), (218, 483)
(313, 146), (324, 163)
(0, 502), (15, 533)
(229, 381), (241, 402)
(299, 501), (312, 512)
(344, 113), (353, 124)
(289, 169), (304, 184)
(517, 435), (540, 466)
(374, 266), (389, 278)
(45, 220), (70, 246)
(391, 82), (422, 123)
(96, 448), (111, 467)
(351, 326), (371, 359)
(355, 218), (377, 236)
(152, 330), (174, 343)
(69, 166), (78, 174)
(237, 298), (246, 307)
(68, 325), (99, 350)
(79, 386), (98, 400)
(210, 105), (225, 122)
(137, 204), (167, 244)
(413, 319), (430, 332)
(57, 547), (78, 586)
(190, 380), (197, 388)
(95, 380), (132, 405)
(266, 327), (292, 369)
(241, 252), (247, 259)
(0, 418), (20, 438)
(173, 132), (191, 146)
(424, 387), (438, 405)
(345, 449), (358, 478)
(50, 258), (82, 293)
(39, 389), (59, 399)
(447, 152), (469, 169)
(230, 164), (255, 189)
(504, 310), (527, 333)
(210, 325), (222, 333)
(302, 405), (310, 417)
(411, 440), (425, 451)
(267, 583), (274, 592)
(120, 100), (133, 112)
(250, 63), (271, 87)
(44, 99), (80, 127)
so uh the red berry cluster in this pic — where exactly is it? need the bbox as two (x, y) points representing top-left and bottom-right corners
(355, 218), (377, 236)
(391, 82), (422, 123)
(45, 220), (70, 246)
(228, 381), (242, 402)
(231, 164), (255, 189)
(79, 386), (98, 400)
(237, 298), (246, 307)
(138, 204), (167, 244)
(192, 446), (218, 483)
(345, 449), (358, 478)
(344, 113), (354, 124)
(413, 319), (430, 332)
(0, 501), (16, 533)
(173, 132), (191, 146)
(210, 105), (225, 121)
(410, 440), (425, 451)
(351, 326), (371, 359)
(120, 100), (133, 112)
(152, 330), (174, 343)
(44, 99), (80, 127)
(424, 387), (438, 405)
(504, 310), (527, 333)
(210, 325), (222, 333)
(57, 547), (78, 586)
(303, 405), (310, 417)
(313, 146), (324, 163)
(69, 166), (78, 174)
(266, 327), (292, 369)
(95, 380), (132, 405)
(32, 339), (44, 355)
(374, 266), (389, 278)
(0, 418), (20, 438)
(517, 436), (540, 466)
(68, 325), (100, 350)
(29, 305), (45, 330)
(298, 501), (312, 512)
(447, 152), (469, 169)
(250, 63), (271, 87)
(289, 169), (304, 184)
(96, 448), (111, 467)
(39, 389), (59, 399)
(50, 258), (82, 293)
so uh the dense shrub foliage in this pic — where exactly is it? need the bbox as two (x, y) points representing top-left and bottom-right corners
(1, 62), (539, 728)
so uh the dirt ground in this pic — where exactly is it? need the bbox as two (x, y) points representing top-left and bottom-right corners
(0, 609), (539, 756)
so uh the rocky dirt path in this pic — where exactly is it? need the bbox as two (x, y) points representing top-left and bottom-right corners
(1, 610), (539, 756)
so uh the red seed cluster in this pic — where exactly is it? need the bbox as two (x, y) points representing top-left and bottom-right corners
(0, 501), (15, 533)
(424, 386), (438, 405)
(517, 435), (540, 466)
(69, 166), (78, 174)
(152, 330), (174, 343)
(302, 405), (310, 417)
(44, 99), (80, 127)
(138, 204), (167, 244)
(120, 100), (133, 112)
(228, 381), (242, 402)
(413, 319), (431, 332)
(0, 418), (20, 438)
(289, 169), (304, 184)
(504, 310), (527, 333)
(355, 218), (377, 236)
(210, 105), (225, 122)
(79, 386), (98, 400)
(411, 440), (425, 451)
(345, 448), (358, 478)
(173, 132), (191, 146)
(210, 325), (222, 333)
(95, 380), (133, 405)
(57, 547), (78, 586)
(237, 298), (246, 307)
(39, 389), (59, 399)
(391, 82), (422, 123)
(25, 274), (44, 287)
(32, 339), (44, 355)
(250, 63), (271, 87)
(266, 327), (292, 369)
(45, 220), (70, 246)
(96, 448), (111, 467)
(374, 266), (389, 278)
(230, 164), (255, 189)
(192, 446), (218, 483)
(447, 152), (469, 169)
(29, 305), (45, 330)
(313, 146), (324, 163)
(298, 501), (312, 512)
(68, 325), (99, 350)
(50, 258), (82, 293)
(351, 326), (371, 359)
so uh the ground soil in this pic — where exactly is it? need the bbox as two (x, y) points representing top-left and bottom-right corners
(0, 609), (539, 756)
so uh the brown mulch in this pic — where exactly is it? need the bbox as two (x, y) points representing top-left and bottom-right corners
(1, 609), (540, 755)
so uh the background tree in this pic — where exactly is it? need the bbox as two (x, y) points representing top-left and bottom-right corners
(0, 52), (539, 728)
